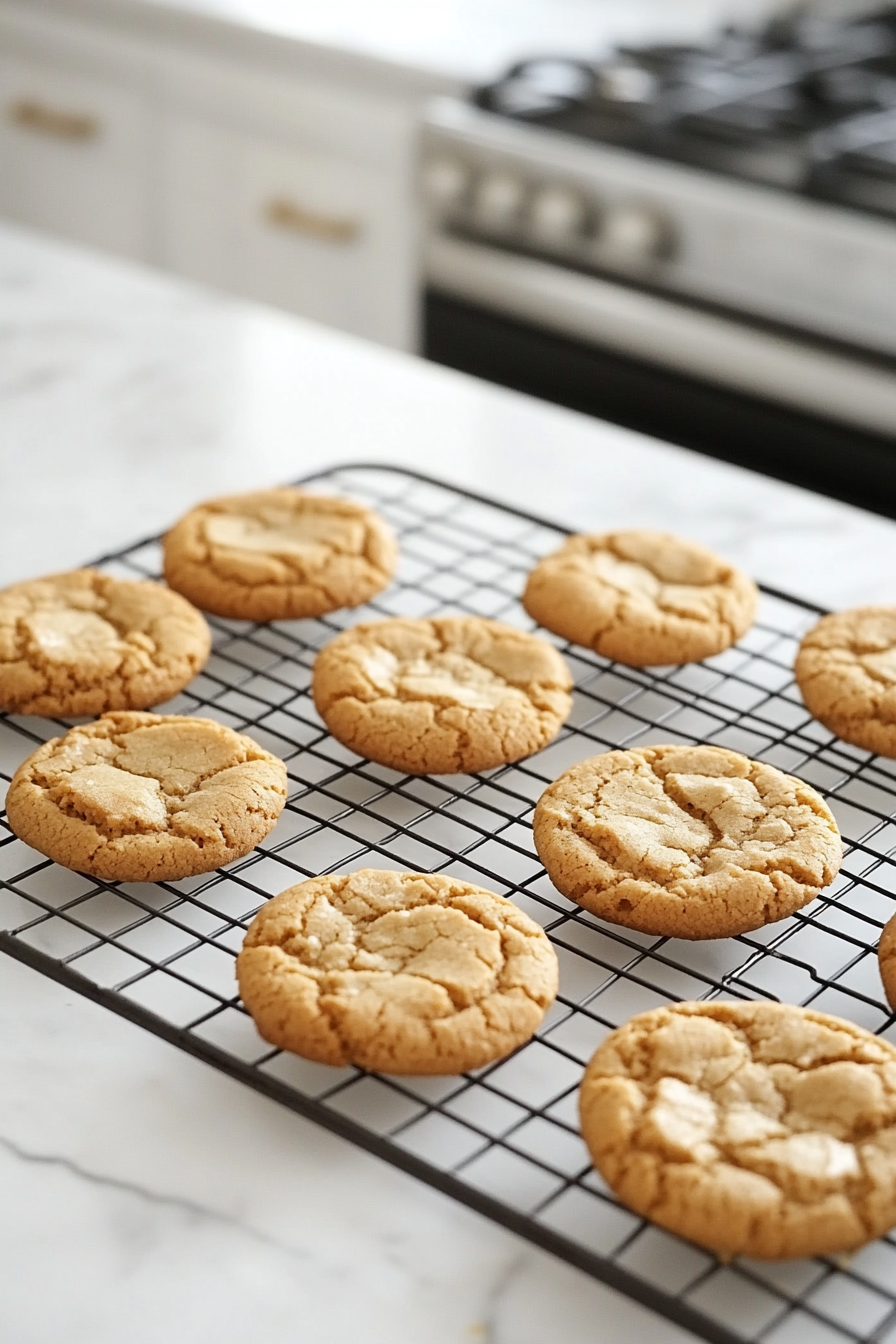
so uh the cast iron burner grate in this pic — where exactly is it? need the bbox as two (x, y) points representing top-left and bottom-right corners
(2, 465), (896, 1344)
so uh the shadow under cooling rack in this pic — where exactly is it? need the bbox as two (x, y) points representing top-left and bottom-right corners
(3, 464), (896, 1344)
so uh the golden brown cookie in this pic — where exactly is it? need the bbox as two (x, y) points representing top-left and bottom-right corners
(533, 744), (841, 939)
(795, 607), (896, 757)
(163, 488), (398, 621)
(0, 569), (210, 717)
(523, 530), (758, 666)
(312, 615), (573, 774)
(580, 1000), (896, 1260)
(879, 912), (896, 1011)
(237, 869), (559, 1073)
(5, 711), (287, 882)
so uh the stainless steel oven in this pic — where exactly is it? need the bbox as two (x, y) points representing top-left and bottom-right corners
(419, 10), (896, 515)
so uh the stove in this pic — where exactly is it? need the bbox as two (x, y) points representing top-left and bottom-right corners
(420, 7), (896, 513)
(478, 12), (896, 202)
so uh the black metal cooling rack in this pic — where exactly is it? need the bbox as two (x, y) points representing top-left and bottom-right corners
(3, 464), (896, 1344)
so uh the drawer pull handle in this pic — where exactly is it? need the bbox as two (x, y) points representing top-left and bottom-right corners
(7, 98), (100, 141)
(264, 196), (361, 243)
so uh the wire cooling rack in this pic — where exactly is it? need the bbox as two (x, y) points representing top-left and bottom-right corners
(3, 464), (896, 1344)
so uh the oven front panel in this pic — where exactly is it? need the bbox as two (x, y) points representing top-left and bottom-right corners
(423, 287), (896, 521)
(423, 100), (896, 361)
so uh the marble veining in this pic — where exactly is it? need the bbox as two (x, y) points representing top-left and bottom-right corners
(0, 1132), (310, 1260)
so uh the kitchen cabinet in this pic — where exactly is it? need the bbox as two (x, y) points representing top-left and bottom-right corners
(0, 1), (426, 349)
(230, 133), (414, 346)
(155, 55), (419, 348)
(0, 44), (149, 259)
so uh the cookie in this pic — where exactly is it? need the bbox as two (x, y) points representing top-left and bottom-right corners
(0, 569), (210, 717)
(533, 744), (841, 939)
(580, 1000), (896, 1260)
(879, 912), (896, 1011)
(5, 711), (287, 882)
(236, 868), (558, 1073)
(523, 530), (758, 666)
(312, 615), (573, 774)
(163, 488), (398, 621)
(795, 607), (896, 758)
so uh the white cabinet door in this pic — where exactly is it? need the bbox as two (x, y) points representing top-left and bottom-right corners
(0, 6), (423, 351)
(233, 132), (415, 348)
(160, 112), (417, 350)
(0, 52), (148, 258)
(157, 113), (234, 289)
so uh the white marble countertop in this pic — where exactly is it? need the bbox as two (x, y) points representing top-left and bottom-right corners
(3, 221), (896, 1344)
(20, 0), (783, 88)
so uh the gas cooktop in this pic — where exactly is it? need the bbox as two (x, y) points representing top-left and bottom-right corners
(475, 6), (896, 217)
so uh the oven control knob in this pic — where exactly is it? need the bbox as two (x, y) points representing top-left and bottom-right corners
(473, 170), (527, 230)
(528, 184), (587, 244)
(422, 156), (471, 211)
(599, 203), (675, 264)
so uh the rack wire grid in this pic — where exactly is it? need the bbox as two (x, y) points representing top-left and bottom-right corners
(2, 464), (896, 1344)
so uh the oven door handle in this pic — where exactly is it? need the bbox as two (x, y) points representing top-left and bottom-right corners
(425, 234), (896, 438)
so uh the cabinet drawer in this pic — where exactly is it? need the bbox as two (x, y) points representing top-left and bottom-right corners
(0, 54), (147, 258)
(161, 118), (416, 349)
(234, 134), (414, 345)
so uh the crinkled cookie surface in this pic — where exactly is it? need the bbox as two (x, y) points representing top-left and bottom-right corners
(312, 616), (573, 774)
(523, 530), (757, 666)
(0, 568), (210, 716)
(237, 869), (559, 1074)
(796, 607), (896, 758)
(579, 1001), (896, 1260)
(5, 711), (287, 882)
(533, 744), (841, 939)
(163, 488), (398, 620)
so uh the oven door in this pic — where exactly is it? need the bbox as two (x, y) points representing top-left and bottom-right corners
(423, 233), (896, 519)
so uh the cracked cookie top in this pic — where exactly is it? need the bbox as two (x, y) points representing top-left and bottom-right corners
(522, 530), (758, 666)
(163, 488), (398, 621)
(312, 616), (573, 775)
(5, 711), (287, 882)
(796, 607), (896, 758)
(533, 744), (841, 939)
(579, 1001), (896, 1260)
(0, 568), (210, 717)
(237, 869), (559, 1073)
